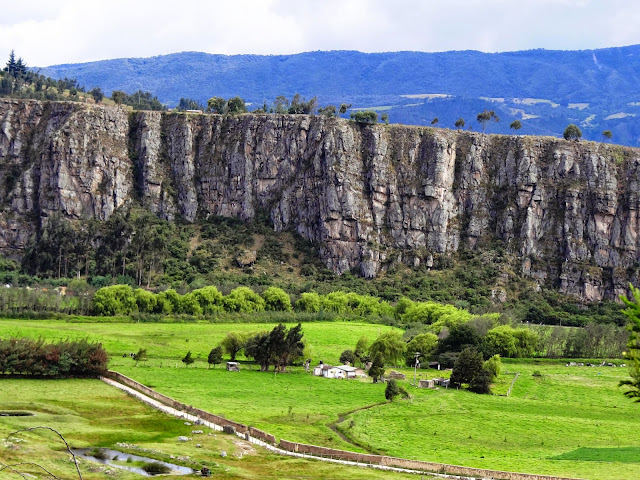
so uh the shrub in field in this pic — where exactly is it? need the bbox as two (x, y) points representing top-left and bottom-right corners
(134, 288), (157, 313)
(181, 350), (194, 367)
(224, 286), (266, 312)
(369, 331), (406, 366)
(385, 378), (400, 401)
(405, 333), (438, 366)
(191, 286), (225, 314)
(93, 284), (137, 315)
(339, 349), (356, 365)
(0, 338), (107, 376)
(295, 292), (322, 313)
(262, 286), (292, 311)
(483, 354), (501, 379)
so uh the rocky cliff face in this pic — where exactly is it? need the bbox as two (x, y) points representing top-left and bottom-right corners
(1, 99), (639, 301)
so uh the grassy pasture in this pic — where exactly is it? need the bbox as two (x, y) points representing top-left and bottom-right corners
(0, 318), (395, 365)
(341, 360), (640, 480)
(0, 379), (424, 480)
(2, 319), (640, 479)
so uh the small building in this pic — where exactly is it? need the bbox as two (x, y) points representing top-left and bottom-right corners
(418, 379), (435, 389)
(226, 362), (240, 372)
(313, 363), (357, 379)
(428, 361), (441, 370)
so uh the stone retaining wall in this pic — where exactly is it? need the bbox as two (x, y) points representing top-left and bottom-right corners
(278, 440), (582, 480)
(106, 371), (250, 436)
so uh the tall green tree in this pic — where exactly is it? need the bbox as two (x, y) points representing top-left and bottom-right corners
(477, 110), (499, 133)
(226, 96), (247, 114)
(221, 332), (246, 361)
(207, 346), (223, 369)
(182, 350), (194, 367)
(450, 346), (484, 385)
(206, 97), (226, 114)
(111, 90), (126, 105)
(510, 120), (522, 131)
(368, 331), (406, 366)
(620, 285), (640, 402)
(455, 118), (465, 129)
(132, 348), (148, 367)
(368, 353), (385, 383)
(563, 124), (582, 141)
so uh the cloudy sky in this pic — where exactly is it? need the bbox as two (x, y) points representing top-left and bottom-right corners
(1, 0), (639, 67)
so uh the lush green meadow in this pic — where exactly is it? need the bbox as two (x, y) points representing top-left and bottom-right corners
(0, 379), (427, 480)
(0, 318), (396, 364)
(2, 318), (640, 479)
(342, 360), (640, 480)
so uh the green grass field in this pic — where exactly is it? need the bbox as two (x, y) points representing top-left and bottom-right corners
(0, 318), (395, 365)
(2, 319), (640, 479)
(0, 379), (427, 480)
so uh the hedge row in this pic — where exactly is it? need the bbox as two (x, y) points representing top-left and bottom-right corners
(0, 338), (108, 376)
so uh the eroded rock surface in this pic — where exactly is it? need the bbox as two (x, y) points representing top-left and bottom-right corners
(1, 99), (639, 301)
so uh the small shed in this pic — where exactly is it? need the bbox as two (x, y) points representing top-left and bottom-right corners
(226, 361), (240, 372)
(428, 361), (441, 370)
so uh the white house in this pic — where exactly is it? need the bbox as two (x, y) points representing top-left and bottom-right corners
(313, 363), (357, 379)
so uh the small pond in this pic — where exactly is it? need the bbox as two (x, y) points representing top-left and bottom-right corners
(0, 411), (34, 416)
(72, 448), (196, 476)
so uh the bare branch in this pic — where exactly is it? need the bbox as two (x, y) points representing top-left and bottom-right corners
(8, 426), (83, 480)
(0, 462), (62, 480)
(0, 462), (29, 480)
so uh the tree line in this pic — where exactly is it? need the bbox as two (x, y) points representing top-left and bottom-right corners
(0, 338), (108, 376)
(135, 323), (305, 373)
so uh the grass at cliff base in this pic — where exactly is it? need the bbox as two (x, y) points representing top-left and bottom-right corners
(0, 318), (396, 363)
(2, 319), (640, 479)
(0, 379), (424, 480)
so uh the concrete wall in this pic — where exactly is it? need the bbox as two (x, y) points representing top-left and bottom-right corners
(278, 440), (582, 480)
(106, 370), (249, 434)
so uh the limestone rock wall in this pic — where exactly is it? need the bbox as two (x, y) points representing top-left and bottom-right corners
(1, 99), (639, 301)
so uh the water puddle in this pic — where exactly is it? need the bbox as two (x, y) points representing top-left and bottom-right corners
(72, 448), (196, 476)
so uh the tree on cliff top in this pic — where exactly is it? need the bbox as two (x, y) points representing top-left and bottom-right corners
(477, 110), (499, 133)
(563, 124), (582, 141)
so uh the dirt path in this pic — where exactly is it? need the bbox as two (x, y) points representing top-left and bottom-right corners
(327, 402), (387, 453)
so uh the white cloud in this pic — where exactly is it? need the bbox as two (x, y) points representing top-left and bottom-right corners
(0, 0), (639, 66)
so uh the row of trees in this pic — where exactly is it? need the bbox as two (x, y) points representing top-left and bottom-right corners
(92, 284), (398, 317)
(0, 338), (108, 376)
(1, 51), (87, 102)
(111, 89), (166, 111)
(168, 323), (305, 372)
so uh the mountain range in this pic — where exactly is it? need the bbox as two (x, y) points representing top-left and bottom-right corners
(39, 45), (640, 146)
